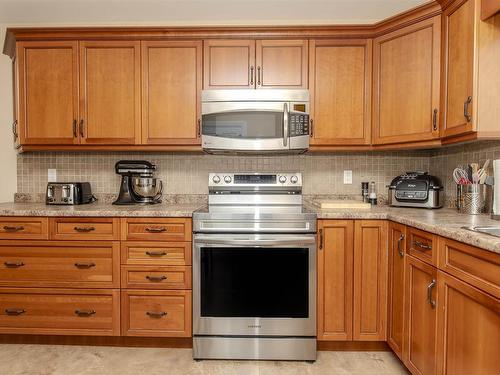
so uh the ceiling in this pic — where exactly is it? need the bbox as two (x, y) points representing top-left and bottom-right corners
(0, 0), (430, 26)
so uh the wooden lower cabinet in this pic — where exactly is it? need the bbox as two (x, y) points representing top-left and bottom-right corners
(404, 255), (438, 375)
(121, 290), (191, 337)
(0, 288), (120, 336)
(436, 271), (500, 375)
(387, 222), (406, 359)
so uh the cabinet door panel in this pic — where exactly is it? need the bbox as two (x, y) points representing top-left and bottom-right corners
(404, 256), (438, 375)
(142, 41), (202, 145)
(203, 40), (255, 89)
(387, 222), (406, 359)
(443, 0), (476, 138)
(256, 39), (308, 89)
(317, 220), (353, 341)
(79, 41), (141, 145)
(437, 271), (500, 375)
(17, 41), (79, 145)
(309, 39), (371, 145)
(353, 220), (388, 341)
(373, 16), (441, 144)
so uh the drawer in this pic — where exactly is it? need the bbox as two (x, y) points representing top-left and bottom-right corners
(0, 217), (48, 240)
(0, 241), (120, 288)
(121, 266), (191, 290)
(407, 227), (437, 266)
(438, 237), (500, 299)
(121, 242), (191, 266)
(0, 288), (120, 336)
(121, 218), (191, 242)
(121, 290), (191, 337)
(49, 218), (120, 241)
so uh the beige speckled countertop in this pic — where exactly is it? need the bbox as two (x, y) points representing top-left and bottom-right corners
(0, 201), (498, 255)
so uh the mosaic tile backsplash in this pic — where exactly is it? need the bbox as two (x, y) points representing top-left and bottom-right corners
(16, 141), (500, 206)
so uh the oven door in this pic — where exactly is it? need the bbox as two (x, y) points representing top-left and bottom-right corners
(193, 233), (316, 337)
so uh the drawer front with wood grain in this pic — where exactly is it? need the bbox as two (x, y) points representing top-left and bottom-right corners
(121, 266), (191, 290)
(0, 288), (120, 336)
(50, 218), (120, 241)
(121, 290), (191, 337)
(438, 237), (500, 299)
(0, 241), (120, 288)
(121, 242), (191, 266)
(0, 217), (48, 240)
(407, 227), (437, 266)
(121, 218), (191, 242)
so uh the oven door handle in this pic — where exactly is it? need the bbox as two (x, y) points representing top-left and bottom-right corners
(194, 235), (315, 247)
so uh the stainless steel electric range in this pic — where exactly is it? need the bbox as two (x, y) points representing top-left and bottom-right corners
(192, 172), (317, 361)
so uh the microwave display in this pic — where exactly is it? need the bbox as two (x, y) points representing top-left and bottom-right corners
(293, 104), (306, 112)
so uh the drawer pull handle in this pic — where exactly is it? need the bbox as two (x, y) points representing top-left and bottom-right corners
(3, 226), (24, 232)
(74, 226), (96, 232)
(145, 251), (167, 257)
(146, 275), (167, 282)
(145, 227), (167, 233)
(75, 309), (96, 317)
(5, 308), (26, 316)
(413, 241), (432, 251)
(146, 311), (168, 318)
(74, 262), (96, 269)
(4, 261), (25, 268)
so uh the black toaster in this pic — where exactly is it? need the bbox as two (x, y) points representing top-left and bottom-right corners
(388, 172), (443, 209)
(46, 182), (95, 205)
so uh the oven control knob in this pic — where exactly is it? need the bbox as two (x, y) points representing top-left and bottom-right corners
(290, 175), (298, 184)
(279, 175), (287, 183)
(212, 175), (221, 184)
(224, 175), (232, 183)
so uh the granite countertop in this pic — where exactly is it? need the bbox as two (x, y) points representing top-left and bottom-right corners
(0, 201), (499, 255)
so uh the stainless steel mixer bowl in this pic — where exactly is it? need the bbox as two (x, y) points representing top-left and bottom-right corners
(131, 177), (163, 198)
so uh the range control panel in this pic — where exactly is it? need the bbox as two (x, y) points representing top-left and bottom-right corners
(209, 173), (302, 188)
(290, 113), (310, 137)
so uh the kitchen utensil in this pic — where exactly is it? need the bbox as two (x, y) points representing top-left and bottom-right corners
(453, 168), (470, 185)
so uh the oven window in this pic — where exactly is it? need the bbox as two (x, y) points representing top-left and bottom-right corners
(202, 111), (284, 139)
(200, 247), (309, 318)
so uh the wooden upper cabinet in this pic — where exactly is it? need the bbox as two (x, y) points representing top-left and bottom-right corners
(255, 39), (308, 89)
(142, 41), (202, 145)
(79, 41), (141, 145)
(373, 16), (441, 145)
(442, 0), (475, 138)
(16, 41), (79, 145)
(203, 40), (255, 89)
(309, 39), (372, 146)
(404, 256), (438, 375)
(317, 220), (354, 341)
(353, 220), (388, 341)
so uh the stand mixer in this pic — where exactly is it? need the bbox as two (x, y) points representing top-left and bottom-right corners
(113, 160), (163, 205)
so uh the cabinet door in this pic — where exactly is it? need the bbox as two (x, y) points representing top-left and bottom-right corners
(142, 41), (202, 145)
(373, 16), (441, 145)
(309, 39), (372, 146)
(317, 220), (354, 341)
(353, 220), (388, 341)
(404, 256), (438, 375)
(255, 39), (308, 89)
(436, 271), (500, 375)
(387, 222), (406, 359)
(79, 41), (141, 145)
(442, 0), (476, 138)
(17, 41), (79, 145)
(203, 40), (255, 89)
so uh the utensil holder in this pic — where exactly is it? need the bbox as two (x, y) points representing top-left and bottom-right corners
(456, 184), (490, 215)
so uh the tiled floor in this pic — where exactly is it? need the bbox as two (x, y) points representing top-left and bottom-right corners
(0, 345), (409, 375)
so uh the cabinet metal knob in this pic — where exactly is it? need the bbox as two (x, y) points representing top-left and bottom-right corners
(146, 311), (168, 318)
(397, 234), (405, 258)
(5, 308), (26, 316)
(146, 275), (167, 282)
(74, 226), (96, 232)
(463, 96), (472, 122)
(145, 227), (167, 233)
(145, 251), (167, 257)
(75, 309), (96, 317)
(3, 225), (24, 232)
(74, 262), (96, 269)
(427, 279), (436, 309)
(4, 261), (25, 268)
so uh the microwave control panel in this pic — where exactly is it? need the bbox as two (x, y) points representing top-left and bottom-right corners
(289, 113), (310, 137)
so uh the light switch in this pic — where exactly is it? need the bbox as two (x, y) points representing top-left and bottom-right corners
(48, 169), (57, 182)
(343, 170), (353, 184)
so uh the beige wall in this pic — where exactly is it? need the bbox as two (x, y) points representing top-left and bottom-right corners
(0, 25), (17, 203)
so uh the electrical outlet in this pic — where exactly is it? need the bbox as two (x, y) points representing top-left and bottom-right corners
(343, 170), (353, 184)
(48, 169), (57, 182)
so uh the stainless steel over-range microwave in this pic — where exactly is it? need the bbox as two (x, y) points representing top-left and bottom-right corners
(201, 90), (310, 154)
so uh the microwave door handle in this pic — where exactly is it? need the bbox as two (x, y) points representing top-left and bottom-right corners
(283, 103), (289, 147)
